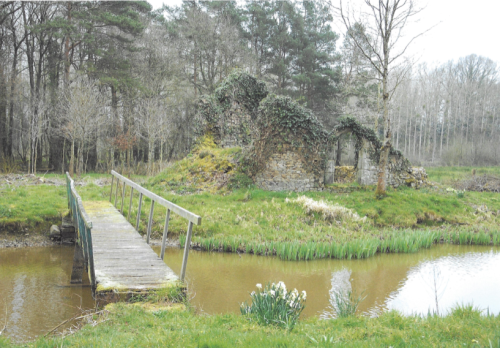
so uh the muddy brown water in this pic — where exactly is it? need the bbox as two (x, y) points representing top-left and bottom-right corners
(1, 244), (499, 342)
(155, 245), (500, 318)
(0, 246), (94, 343)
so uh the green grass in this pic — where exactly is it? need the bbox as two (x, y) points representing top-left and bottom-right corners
(426, 166), (500, 185)
(5, 303), (499, 347)
(2, 167), (500, 260)
(0, 185), (66, 232)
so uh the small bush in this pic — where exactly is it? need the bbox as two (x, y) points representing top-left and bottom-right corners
(327, 289), (366, 318)
(228, 172), (253, 190)
(240, 282), (306, 330)
(0, 157), (20, 173)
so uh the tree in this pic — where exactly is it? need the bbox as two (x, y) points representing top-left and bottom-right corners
(337, 0), (426, 197)
(58, 76), (105, 176)
(292, 1), (341, 116)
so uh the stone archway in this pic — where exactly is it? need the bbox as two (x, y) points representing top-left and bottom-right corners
(324, 117), (427, 188)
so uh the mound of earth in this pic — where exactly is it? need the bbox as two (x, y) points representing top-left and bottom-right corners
(456, 174), (500, 193)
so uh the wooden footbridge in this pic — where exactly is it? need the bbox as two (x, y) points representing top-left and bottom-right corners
(65, 170), (201, 301)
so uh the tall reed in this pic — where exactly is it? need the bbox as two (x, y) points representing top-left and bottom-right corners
(188, 226), (499, 261)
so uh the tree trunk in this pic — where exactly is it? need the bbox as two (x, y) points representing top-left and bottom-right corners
(148, 137), (155, 176)
(0, 65), (7, 158)
(375, 67), (391, 197)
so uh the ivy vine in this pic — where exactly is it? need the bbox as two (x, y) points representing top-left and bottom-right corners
(330, 116), (411, 170)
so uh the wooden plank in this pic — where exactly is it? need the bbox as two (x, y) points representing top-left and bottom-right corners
(82, 200), (179, 294)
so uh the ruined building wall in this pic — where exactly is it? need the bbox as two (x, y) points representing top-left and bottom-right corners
(356, 139), (428, 188)
(217, 101), (255, 148)
(254, 146), (323, 192)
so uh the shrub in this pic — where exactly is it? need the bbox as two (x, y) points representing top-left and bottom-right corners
(327, 289), (366, 318)
(240, 282), (306, 330)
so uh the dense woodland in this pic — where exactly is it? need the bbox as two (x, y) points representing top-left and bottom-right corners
(0, 1), (499, 176)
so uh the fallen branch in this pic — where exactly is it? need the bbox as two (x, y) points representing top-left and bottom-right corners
(44, 309), (107, 337)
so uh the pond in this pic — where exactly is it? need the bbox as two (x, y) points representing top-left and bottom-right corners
(1, 244), (499, 342)
(157, 245), (500, 318)
(0, 246), (94, 343)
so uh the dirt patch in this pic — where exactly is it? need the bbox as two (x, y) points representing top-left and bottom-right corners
(0, 173), (115, 188)
(0, 231), (63, 248)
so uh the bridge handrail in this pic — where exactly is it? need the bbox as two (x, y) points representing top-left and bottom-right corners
(110, 170), (201, 225)
(65, 172), (96, 290)
(109, 170), (201, 281)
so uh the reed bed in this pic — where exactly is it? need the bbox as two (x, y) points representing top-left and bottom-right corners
(186, 227), (500, 261)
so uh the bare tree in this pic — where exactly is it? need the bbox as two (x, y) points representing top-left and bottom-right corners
(337, 0), (428, 196)
(136, 97), (169, 176)
(58, 75), (105, 176)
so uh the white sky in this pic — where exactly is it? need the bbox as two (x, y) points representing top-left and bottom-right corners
(147, 0), (500, 66)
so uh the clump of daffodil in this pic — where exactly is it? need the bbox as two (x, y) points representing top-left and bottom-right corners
(240, 281), (306, 330)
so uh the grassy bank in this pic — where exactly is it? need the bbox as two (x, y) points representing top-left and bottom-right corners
(2, 165), (500, 259)
(3, 303), (499, 347)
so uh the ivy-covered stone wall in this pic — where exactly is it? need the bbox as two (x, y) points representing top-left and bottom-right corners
(254, 148), (320, 191)
(356, 139), (428, 188)
(196, 71), (426, 192)
(196, 70), (268, 148)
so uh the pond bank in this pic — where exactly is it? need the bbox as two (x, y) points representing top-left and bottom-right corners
(0, 231), (60, 248)
(4, 302), (499, 347)
(0, 230), (180, 249)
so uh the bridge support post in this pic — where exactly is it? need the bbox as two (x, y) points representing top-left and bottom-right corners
(70, 243), (85, 284)
(180, 221), (193, 281)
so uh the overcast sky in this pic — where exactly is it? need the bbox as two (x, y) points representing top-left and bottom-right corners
(147, 0), (500, 67)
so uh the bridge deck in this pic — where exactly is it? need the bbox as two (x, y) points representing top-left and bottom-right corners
(82, 201), (179, 294)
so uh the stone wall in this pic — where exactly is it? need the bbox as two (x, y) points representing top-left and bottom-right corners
(217, 101), (255, 148)
(255, 150), (322, 192)
(324, 160), (335, 185)
(355, 139), (428, 188)
(334, 166), (356, 183)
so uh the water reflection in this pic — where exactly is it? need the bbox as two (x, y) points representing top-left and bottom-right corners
(0, 246), (95, 342)
(156, 245), (500, 317)
(386, 250), (500, 315)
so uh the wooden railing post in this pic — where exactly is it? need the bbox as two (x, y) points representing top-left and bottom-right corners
(180, 221), (193, 281)
(136, 193), (143, 231)
(127, 188), (134, 220)
(109, 175), (114, 202)
(146, 200), (155, 244)
(120, 183), (126, 213)
(160, 209), (171, 260)
(114, 179), (119, 207)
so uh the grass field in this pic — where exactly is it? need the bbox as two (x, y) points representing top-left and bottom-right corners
(2, 163), (500, 260)
(3, 303), (499, 347)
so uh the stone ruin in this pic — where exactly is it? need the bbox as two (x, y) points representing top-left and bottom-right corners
(354, 139), (428, 188)
(196, 70), (427, 192)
